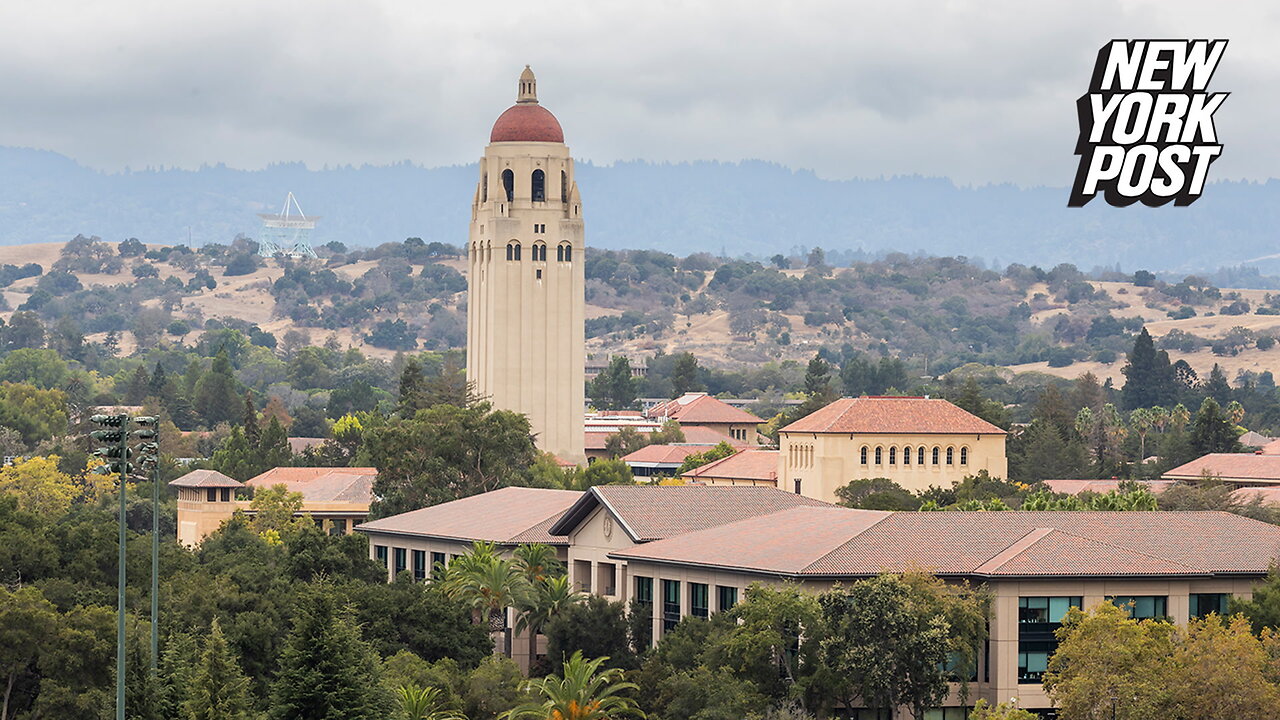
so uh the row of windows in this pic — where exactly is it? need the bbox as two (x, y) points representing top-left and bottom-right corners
(483, 169), (570, 204)
(859, 445), (969, 467)
(633, 576), (738, 633)
(374, 545), (452, 582)
(790, 443), (813, 469)
(505, 241), (573, 262)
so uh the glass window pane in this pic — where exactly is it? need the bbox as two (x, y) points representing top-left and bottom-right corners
(1048, 597), (1069, 622)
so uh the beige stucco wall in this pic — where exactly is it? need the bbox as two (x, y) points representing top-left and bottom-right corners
(173, 488), (368, 547)
(779, 431), (1008, 502)
(618, 559), (1259, 716)
(564, 505), (638, 600)
(467, 139), (586, 464)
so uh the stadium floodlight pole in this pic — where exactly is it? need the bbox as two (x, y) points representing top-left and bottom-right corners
(91, 413), (133, 720)
(132, 416), (160, 674)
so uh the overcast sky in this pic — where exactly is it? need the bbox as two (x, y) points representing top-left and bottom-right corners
(1, 0), (1275, 186)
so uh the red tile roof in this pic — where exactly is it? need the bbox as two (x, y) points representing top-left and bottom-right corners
(1163, 454), (1280, 483)
(780, 396), (1004, 435)
(584, 432), (613, 451)
(357, 487), (583, 545)
(169, 469), (243, 488)
(611, 507), (1280, 578)
(549, 484), (830, 542)
(247, 467), (378, 504)
(646, 393), (762, 425)
(287, 437), (327, 453)
(1041, 479), (1174, 496)
(1231, 486), (1280, 505)
(621, 444), (713, 466)
(680, 426), (751, 447)
(1262, 439), (1280, 455)
(490, 103), (564, 143)
(683, 449), (779, 483)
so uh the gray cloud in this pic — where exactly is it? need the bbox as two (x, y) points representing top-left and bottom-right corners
(0, 0), (1273, 185)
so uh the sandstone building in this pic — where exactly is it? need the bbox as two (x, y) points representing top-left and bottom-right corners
(467, 67), (585, 463)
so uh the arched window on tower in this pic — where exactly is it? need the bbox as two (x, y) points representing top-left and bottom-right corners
(502, 169), (514, 202)
(533, 242), (546, 262)
(507, 241), (521, 261)
(561, 170), (568, 203)
(532, 169), (545, 202)
(558, 242), (573, 262)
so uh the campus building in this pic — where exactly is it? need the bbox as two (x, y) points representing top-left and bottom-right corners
(467, 66), (586, 464)
(779, 396), (1008, 501)
(170, 466), (376, 546)
(358, 485), (1280, 716)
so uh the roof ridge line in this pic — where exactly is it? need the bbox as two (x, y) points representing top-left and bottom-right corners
(1046, 526), (1207, 572)
(973, 527), (1055, 574)
(799, 510), (894, 574)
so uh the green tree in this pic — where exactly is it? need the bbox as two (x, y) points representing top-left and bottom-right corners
(365, 403), (538, 516)
(182, 619), (256, 720)
(1043, 602), (1175, 720)
(819, 574), (986, 719)
(194, 350), (243, 427)
(209, 426), (257, 482)
(970, 700), (1037, 720)
(159, 632), (199, 720)
(1230, 567), (1280, 633)
(395, 684), (466, 720)
(788, 355), (839, 423)
(704, 584), (825, 706)
(1191, 397), (1242, 456)
(603, 427), (649, 459)
(1121, 328), (1176, 410)
(1169, 614), (1280, 720)
(249, 484), (306, 534)
(517, 575), (582, 675)
(398, 358), (428, 417)
(242, 391), (260, 447)
(258, 416), (292, 470)
(676, 441), (736, 475)
(1204, 363), (1233, 406)
(544, 596), (635, 674)
(504, 651), (644, 720)
(125, 364), (152, 404)
(269, 584), (394, 720)
(0, 455), (77, 517)
(951, 377), (1009, 429)
(833, 477), (919, 510)
(441, 542), (531, 648)
(589, 357), (639, 411)
(0, 349), (68, 389)
(465, 655), (530, 720)
(670, 352), (702, 396)
(565, 459), (633, 491)
(0, 585), (57, 720)
(0, 382), (67, 445)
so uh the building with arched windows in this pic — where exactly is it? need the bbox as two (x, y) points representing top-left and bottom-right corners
(778, 396), (1007, 502)
(468, 67), (586, 463)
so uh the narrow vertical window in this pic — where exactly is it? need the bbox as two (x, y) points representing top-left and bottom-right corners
(502, 169), (514, 202)
(561, 170), (568, 202)
(557, 244), (564, 262)
(933, 447), (940, 465)
(482, 173), (488, 202)
(532, 169), (545, 202)
(919, 446), (926, 465)
(946, 447), (955, 465)
(690, 583), (709, 619)
(903, 446), (911, 465)
(662, 580), (681, 632)
(960, 447), (969, 465)
(412, 550), (426, 581)
(889, 447), (896, 465)
(874, 447), (882, 465)
(860, 446), (868, 465)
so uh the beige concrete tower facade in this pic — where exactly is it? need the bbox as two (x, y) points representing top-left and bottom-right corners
(467, 67), (586, 464)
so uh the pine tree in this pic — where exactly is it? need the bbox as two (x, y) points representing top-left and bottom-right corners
(194, 350), (242, 427)
(397, 358), (427, 416)
(125, 364), (152, 404)
(589, 357), (638, 411)
(242, 391), (260, 447)
(159, 632), (199, 720)
(270, 585), (393, 720)
(149, 362), (168, 398)
(670, 352), (701, 396)
(1191, 397), (1242, 455)
(1204, 363), (1233, 406)
(259, 416), (292, 470)
(182, 620), (256, 720)
(210, 426), (257, 482)
(1121, 329), (1176, 409)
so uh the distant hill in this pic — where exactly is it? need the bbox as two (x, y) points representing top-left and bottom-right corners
(2, 146), (1279, 273)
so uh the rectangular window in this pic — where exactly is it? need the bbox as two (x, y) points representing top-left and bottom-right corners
(717, 586), (738, 612)
(1018, 596), (1081, 683)
(207, 488), (218, 502)
(923, 709), (969, 720)
(431, 552), (447, 580)
(662, 579), (681, 632)
(938, 651), (978, 682)
(1108, 595), (1168, 620)
(690, 583), (709, 619)
(375, 545), (388, 568)
(635, 576), (653, 604)
(393, 547), (407, 576)
(412, 550), (426, 581)
(1190, 593), (1229, 618)
(793, 479), (802, 494)
(328, 518), (347, 536)
(220, 487), (231, 502)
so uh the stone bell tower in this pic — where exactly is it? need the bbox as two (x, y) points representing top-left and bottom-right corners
(466, 66), (585, 464)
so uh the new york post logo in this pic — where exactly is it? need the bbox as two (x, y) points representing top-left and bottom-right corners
(1069, 39), (1227, 207)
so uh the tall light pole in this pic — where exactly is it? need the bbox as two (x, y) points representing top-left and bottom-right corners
(90, 414), (134, 720)
(133, 417), (160, 673)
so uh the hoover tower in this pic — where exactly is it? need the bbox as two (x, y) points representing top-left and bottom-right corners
(467, 67), (585, 463)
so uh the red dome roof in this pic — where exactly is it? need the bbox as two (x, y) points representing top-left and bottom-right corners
(490, 103), (564, 143)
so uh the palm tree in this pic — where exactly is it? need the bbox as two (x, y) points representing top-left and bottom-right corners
(396, 684), (467, 720)
(514, 543), (564, 584)
(442, 541), (531, 652)
(503, 651), (644, 720)
(516, 575), (583, 671)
